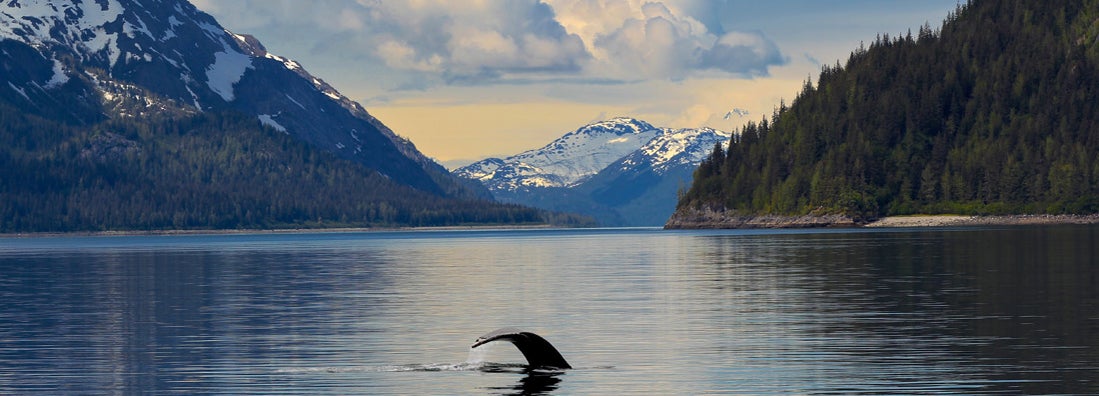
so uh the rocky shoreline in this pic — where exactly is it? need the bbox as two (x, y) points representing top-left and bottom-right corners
(664, 207), (1099, 229)
(863, 214), (1099, 228)
(664, 208), (858, 229)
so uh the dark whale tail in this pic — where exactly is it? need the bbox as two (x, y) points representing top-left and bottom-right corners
(472, 328), (571, 369)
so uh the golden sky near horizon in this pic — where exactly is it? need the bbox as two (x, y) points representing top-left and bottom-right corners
(192, 0), (961, 166)
(367, 75), (808, 166)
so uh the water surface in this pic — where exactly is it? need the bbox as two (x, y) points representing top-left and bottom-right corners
(1, 226), (1097, 394)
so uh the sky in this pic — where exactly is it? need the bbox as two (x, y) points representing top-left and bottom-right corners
(190, 0), (961, 168)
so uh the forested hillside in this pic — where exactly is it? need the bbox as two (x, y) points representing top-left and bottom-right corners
(676, 0), (1099, 223)
(0, 105), (589, 232)
(0, 0), (597, 233)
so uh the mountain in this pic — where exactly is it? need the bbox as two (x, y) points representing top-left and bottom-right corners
(457, 117), (664, 191)
(1, 0), (486, 197)
(456, 118), (730, 226)
(0, 0), (586, 232)
(671, 0), (1099, 228)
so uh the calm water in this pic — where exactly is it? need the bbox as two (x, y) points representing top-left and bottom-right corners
(1, 226), (1097, 394)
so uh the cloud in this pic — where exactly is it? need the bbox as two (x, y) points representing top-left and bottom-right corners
(592, 3), (704, 79)
(804, 53), (822, 67)
(698, 31), (786, 76)
(190, 0), (588, 81)
(546, 0), (787, 80)
(191, 0), (785, 85)
(364, 1), (591, 82)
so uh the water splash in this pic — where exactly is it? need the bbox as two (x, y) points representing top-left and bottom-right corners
(467, 345), (490, 364)
(274, 343), (534, 374)
(274, 361), (530, 374)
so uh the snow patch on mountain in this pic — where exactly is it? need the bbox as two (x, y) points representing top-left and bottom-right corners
(8, 82), (30, 101)
(122, 12), (153, 40)
(621, 127), (729, 173)
(264, 52), (303, 72)
(43, 58), (69, 88)
(205, 49), (252, 101)
(224, 31), (344, 107)
(458, 158), (504, 181)
(0, 0), (124, 65)
(258, 114), (287, 133)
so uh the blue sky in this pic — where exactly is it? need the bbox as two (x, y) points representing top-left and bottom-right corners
(191, 0), (961, 166)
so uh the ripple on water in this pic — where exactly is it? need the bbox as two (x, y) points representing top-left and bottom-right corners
(1, 228), (1097, 394)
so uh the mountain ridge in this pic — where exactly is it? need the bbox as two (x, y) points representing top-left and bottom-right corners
(456, 117), (666, 191)
(0, 0), (480, 196)
(0, 0), (581, 232)
(456, 117), (730, 226)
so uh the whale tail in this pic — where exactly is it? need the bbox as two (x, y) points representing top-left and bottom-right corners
(472, 328), (571, 369)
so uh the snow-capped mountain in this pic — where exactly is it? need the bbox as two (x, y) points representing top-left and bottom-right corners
(0, 0), (480, 198)
(456, 117), (664, 191)
(579, 127), (729, 225)
(455, 118), (731, 226)
(613, 127), (729, 176)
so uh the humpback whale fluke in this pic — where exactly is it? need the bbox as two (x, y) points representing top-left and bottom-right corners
(472, 328), (572, 369)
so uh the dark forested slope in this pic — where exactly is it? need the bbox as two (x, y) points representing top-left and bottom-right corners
(0, 0), (592, 232)
(674, 0), (1099, 225)
(0, 105), (582, 232)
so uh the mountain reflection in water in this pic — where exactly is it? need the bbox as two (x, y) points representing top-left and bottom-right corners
(0, 226), (1096, 394)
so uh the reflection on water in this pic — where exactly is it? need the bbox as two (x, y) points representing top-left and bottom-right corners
(493, 370), (563, 396)
(0, 226), (1097, 394)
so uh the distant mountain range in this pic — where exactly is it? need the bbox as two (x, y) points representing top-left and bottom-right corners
(456, 117), (730, 226)
(0, 0), (589, 231)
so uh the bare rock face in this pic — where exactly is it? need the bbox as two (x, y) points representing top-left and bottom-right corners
(79, 132), (141, 163)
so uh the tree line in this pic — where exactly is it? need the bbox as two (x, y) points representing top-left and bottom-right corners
(0, 104), (592, 232)
(679, 0), (1099, 221)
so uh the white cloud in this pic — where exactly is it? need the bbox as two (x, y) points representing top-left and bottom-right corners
(377, 40), (442, 72)
(192, 0), (783, 85)
(346, 1), (591, 81)
(189, 0), (961, 161)
(547, 0), (785, 80)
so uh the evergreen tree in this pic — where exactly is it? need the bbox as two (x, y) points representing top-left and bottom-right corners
(0, 105), (593, 232)
(678, 0), (1099, 220)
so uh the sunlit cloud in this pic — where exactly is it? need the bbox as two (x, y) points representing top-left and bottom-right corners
(549, 0), (786, 80)
(192, 0), (784, 84)
(191, 0), (962, 161)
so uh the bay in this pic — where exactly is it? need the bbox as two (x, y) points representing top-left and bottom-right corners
(1, 226), (1097, 394)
